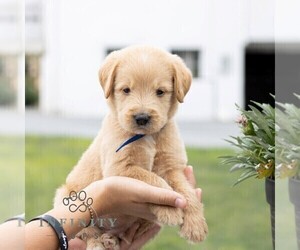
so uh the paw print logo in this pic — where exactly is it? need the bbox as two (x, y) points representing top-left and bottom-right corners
(62, 190), (93, 213)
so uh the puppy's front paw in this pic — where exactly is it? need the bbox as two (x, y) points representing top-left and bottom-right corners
(151, 205), (184, 226)
(180, 212), (208, 243)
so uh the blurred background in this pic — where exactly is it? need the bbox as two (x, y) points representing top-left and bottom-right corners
(23, 0), (276, 121)
(0, 0), (24, 225)
(0, 0), (299, 249)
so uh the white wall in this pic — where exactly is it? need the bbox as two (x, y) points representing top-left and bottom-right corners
(39, 0), (241, 121)
(0, 0), (22, 53)
(37, 0), (299, 121)
(275, 0), (300, 41)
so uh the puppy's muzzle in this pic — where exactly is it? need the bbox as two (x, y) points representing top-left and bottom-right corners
(134, 113), (151, 126)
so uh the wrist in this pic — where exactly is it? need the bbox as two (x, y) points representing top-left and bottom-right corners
(84, 180), (107, 216)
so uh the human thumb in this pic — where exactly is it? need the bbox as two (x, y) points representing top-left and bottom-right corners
(145, 187), (187, 209)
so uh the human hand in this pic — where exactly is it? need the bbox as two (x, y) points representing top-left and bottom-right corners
(118, 165), (202, 250)
(86, 176), (187, 220)
(119, 222), (161, 250)
(117, 165), (202, 250)
(68, 177), (184, 250)
(70, 165), (202, 250)
(68, 223), (161, 250)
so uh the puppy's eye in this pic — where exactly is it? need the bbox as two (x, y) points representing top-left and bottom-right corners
(156, 89), (165, 96)
(123, 88), (131, 94)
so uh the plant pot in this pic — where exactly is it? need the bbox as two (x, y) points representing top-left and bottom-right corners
(289, 177), (300, 249)
(265, 178), (275, 249)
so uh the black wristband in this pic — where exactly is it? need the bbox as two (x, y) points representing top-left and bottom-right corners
(29, 215), (68, 250)
(4, 213), (25, 223)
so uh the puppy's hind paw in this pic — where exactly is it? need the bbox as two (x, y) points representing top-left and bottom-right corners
(86, 239), (105, 250)
(180, 216), (208, 243)
(100, 233), (120, 250)
(86, 233), (119, 250)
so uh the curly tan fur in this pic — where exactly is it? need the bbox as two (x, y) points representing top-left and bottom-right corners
(54, 45), (208, 250)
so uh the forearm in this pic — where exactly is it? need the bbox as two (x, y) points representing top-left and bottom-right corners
(0, 220), (25, 249)
(25, 203), (91, 250)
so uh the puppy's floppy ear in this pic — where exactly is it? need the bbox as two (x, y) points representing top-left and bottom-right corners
(172, 55), (192, 103)
(98, 51), (119, 98)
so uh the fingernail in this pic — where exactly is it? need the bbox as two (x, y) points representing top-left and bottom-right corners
(175, 198), (186, 208)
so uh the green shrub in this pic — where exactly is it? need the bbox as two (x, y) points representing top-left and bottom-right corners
(276, 94), (300, 178)
(221, 99), (275, 185)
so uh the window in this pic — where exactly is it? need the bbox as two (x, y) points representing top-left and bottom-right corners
(25, 55), (40, 106)
(0, 56), (17, 106)
(171, 50), (200, 78)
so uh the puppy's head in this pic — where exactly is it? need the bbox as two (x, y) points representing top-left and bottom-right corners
(99, 46), (192, 135)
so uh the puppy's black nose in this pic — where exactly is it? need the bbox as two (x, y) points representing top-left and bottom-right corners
(134, 113), (150, 126)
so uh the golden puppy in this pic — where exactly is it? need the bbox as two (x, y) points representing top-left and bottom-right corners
(54, 45), (208, 249)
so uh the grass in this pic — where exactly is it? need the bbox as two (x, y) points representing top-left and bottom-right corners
(0, 136), (24, 222)
(26, 136), (272, 249)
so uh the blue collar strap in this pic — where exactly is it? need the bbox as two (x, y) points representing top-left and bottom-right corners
(116, 134), (145, 152)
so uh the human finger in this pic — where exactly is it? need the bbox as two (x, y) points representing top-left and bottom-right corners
(141, 185), (187, 209)
(68, 237), (87, 250)
(195, 188), (202, 202)
(129, 224), (161, 250)
(119, 222), (140, 249)
(184, 165), (196, 188)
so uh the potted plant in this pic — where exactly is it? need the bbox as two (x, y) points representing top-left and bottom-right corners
(276, 94), (300, 248)
(220, 100), (275, 248)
